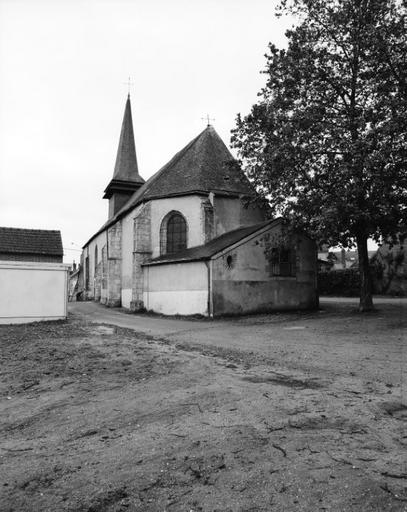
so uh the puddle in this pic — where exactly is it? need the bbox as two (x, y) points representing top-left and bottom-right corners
(381, 401), (407, 420)
(94, 326), (116, 335)
(242, 374), (323, 389)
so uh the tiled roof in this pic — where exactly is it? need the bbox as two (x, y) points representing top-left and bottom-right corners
(144, 219), (280, 266)
(0, 227), (63, 256)
(86, 125), (256, 246)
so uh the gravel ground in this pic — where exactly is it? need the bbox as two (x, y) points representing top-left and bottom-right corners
(0, 303), (406, 512)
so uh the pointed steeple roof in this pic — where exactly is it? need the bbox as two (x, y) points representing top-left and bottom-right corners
(103, 95), (144, 201)
(112, 94), (143, 183)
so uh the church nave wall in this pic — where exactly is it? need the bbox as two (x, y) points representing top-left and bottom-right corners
(150, 196), (204, 258)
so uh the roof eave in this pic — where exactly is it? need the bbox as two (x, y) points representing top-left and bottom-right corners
(142, 255), (211, 266)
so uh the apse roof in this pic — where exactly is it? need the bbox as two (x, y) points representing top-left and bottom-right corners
(85, 125), (256, 246)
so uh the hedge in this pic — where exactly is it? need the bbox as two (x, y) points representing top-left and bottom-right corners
(318, 269), (360, 296)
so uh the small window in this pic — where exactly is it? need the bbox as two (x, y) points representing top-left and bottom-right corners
(226, 255), (234, 269)
(270, 247), (295, 277)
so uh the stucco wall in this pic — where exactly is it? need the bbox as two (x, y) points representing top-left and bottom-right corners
(143, 261), (208, 315)
(214, 196), (265, 237)
(150, 196), (205, 257)
(211, 224), (317, 315)
(0, 261), (69, 324)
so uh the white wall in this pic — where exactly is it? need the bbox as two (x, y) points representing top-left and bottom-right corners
(0, 261), (69, 324)
(150, 196), (204, 258)
(143, 261), (208, 315)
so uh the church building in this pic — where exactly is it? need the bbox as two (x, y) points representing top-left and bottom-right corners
(79, 96), (318, 316)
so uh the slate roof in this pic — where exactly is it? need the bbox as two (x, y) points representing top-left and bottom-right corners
(86, 125), (256, 246)
(110, 94), (144, 184)
(0, 227), (63, 256)
(144, 219), (280, 266)
(136, 125), (253, 200)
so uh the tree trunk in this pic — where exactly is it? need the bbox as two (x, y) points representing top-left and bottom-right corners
(357, 234), (374, 312)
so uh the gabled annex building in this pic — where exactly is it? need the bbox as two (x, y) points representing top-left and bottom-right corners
(79, 96), (318, 316)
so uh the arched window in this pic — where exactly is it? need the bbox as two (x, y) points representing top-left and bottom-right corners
(160, 211), (187, 255)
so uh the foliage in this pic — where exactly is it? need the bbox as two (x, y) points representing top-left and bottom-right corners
(318, 269), (360, 296)
(232, 0), (407, 310)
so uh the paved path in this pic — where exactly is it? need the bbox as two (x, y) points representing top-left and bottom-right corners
(68, 299), (405, 385)
(69, 301), (219, 336)
(69, 297), (406, 337)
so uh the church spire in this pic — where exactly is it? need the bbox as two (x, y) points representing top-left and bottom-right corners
(112, 94), (143, 182)
(104, 95), (145, 218)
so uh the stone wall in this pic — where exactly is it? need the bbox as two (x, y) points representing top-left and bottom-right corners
(100, 245), (108, 303)
(131, 203), (152, 310)
(106, 222), (122, 307)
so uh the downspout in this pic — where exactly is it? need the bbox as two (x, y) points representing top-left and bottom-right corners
(146, 265), (149, 311)
(207, 259), (214, 318)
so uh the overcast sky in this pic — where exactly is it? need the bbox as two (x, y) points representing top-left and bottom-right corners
(0, 0), (294, 263)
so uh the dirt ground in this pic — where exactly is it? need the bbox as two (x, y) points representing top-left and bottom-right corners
(0, 301), (406, 511)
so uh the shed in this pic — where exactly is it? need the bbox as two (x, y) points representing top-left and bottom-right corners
(0, 227), (69, 324)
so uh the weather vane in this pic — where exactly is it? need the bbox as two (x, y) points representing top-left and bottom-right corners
(123, 76), (134, 96)
(201, 114), (215, 126)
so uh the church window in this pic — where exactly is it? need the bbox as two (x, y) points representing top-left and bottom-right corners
(85, 256), (89, 289)
(94, 245), (98, 273)
(160, 211), (187, 255)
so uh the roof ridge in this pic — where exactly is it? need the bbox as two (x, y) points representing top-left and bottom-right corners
(0, 227), (61, 233)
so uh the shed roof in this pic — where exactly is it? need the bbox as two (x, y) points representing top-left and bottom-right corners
(144, 219), (280, 266)
(0, 227), (63, 256)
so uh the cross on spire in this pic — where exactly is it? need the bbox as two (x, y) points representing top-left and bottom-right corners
(123, 76), (134, 96)
(201, 114), (215, 127)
